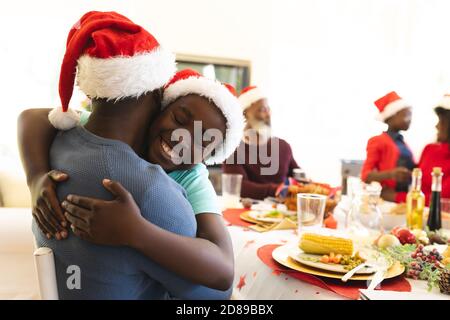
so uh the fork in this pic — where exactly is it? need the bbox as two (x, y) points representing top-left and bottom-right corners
(341, 262), (375, 282)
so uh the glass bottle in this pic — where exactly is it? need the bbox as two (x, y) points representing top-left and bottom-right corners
(427, 167), (443, 231)
(349, 182), (383, 232)
(406, 168), (425, 230)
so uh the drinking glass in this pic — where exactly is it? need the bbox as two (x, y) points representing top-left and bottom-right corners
(297, 193), (326, 234)
(221, 174), (243, 208)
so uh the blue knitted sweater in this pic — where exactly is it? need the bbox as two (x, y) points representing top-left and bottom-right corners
(33, 126), (231, 300)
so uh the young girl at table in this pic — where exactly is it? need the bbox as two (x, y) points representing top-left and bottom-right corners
(18, 69), (245, 290)
(417, 94), (450, 204)
(361, 91), (415, 203)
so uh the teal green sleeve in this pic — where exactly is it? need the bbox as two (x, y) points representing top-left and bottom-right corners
(78, 110), (91, 126)
(168, 164), (221, 215)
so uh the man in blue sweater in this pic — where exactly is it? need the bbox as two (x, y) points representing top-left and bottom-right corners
(32, 11), (230, 299)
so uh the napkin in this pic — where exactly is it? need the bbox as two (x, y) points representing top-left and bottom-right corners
(359, 289), (449, 300)
(249, 217), (297, 232)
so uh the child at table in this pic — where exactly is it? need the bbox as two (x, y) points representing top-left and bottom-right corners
(18, 69), (245, 290)
(361, 91), (415, 203)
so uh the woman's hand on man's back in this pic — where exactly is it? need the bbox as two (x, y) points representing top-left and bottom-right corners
(62, 179), (144, 246)
(30, 170), (69, 240)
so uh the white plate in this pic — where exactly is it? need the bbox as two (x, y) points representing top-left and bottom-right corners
(424, 244), (448, 255)
(287, 245), (376, 274)
(247, 210), (285, 223)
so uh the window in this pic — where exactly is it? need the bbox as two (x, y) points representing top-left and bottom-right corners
(176, 54), (251, 93)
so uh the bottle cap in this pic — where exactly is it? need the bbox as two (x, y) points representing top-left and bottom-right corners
(412, 168), (422, 177)
(432, 167), (442, 176)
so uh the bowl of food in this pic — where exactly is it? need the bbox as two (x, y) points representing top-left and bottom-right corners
(381, 202), (406, 231)
(282, 183), (339, 218)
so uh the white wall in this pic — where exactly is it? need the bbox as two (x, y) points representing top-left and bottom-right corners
(267, 0), (450, 185)
(2, 0), (450, 187)
(0, 0), (272, 154)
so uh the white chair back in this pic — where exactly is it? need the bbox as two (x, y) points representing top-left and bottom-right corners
(33, 247), (59, 300)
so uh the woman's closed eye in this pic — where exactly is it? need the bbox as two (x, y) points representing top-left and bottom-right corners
(172, 109), (191, 125)
(171, 111), (183, 125)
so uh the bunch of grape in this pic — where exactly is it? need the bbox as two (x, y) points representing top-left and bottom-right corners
(411, 245), (443, 265)
(406, 261), (423, 280)
(406, 245), (443, 280)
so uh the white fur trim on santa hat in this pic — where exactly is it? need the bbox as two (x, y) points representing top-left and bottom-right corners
(48, 107), (81, 130)
(238, 87), (266, 111)
(76, 47), (176, 101)
(436, 96), (450, 110)
(376, 99), (411, 122)
(162, 77), (245, 165)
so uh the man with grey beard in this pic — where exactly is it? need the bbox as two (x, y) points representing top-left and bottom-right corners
(222, 86), (301, 200)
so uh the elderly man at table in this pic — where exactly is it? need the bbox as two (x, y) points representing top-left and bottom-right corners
(222, 86), (301, 200)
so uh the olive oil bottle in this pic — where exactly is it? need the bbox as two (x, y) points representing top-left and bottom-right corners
(427, 167), (443, 231)
(406, 168), (425, 230)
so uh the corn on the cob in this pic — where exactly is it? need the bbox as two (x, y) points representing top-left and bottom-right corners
(299, 233), (353, 255)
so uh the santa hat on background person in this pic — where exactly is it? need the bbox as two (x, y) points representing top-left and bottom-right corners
(162, 69), (245, 165)
(436, 93), (450, 110)
(374, 91), (411, 122)
(238, 86), (267, 111)
(223, 83), (238, 97)
(49, 11), (176, 130)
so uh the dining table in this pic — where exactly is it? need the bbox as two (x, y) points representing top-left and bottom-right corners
(1, 201), (449, 300)
(221, 196), (450, 300)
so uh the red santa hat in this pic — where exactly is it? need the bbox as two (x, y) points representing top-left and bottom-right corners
(162, 69), (245, 165)
(436, 94), (450, 110)
(49, 11), (176, 130)
(238, 86), (267, 111)
(374, 91), (411, 122)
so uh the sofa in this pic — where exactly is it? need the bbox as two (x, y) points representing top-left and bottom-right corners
(0, 158), (39, 299)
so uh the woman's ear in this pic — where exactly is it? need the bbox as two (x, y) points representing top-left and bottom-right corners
(151, 88), (163, 110)
(153, 88), (163, 103)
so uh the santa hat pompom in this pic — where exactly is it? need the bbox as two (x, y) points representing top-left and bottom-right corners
(48, 107), (80, 130)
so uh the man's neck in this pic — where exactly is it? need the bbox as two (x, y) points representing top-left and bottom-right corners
(85, 95), (159, 156)
(387, 126), (400, 134)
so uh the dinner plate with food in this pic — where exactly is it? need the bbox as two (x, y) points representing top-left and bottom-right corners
(290, 250), (378, 274)
(272, 233), (404, 281)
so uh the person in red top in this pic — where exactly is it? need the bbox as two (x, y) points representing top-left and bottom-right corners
(361, 91), (415, 203)
(222, 86), (300, 199)
(418, 95), (450, 204)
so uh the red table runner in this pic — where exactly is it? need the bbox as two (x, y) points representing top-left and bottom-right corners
(223, 208), (252, 228)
